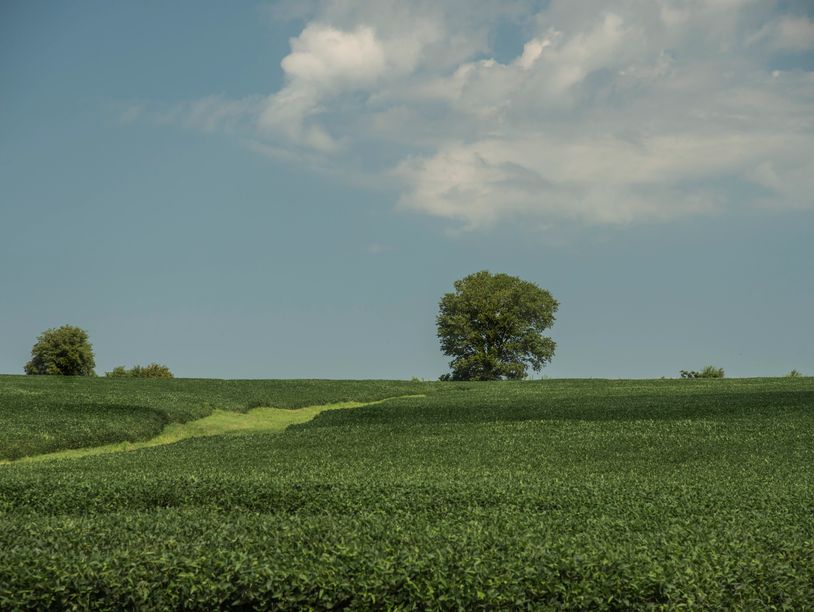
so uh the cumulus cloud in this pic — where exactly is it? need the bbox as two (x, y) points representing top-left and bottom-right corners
(255, 23), (388, 152)
(256, 1), (464, 152)
(172, 0), (814, 229)
(281, 24), (386, 86)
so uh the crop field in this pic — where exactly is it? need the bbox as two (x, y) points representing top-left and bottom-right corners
(0, 376), (432, 460)
(1, 376), (813, 609)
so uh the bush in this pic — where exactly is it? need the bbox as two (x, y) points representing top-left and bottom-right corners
(699, 365), (725, 378)
(24, 325), (95, 376)
(133, 363), (174, 378)
(105, 363), (174, 378)
(681, 366), (725, 379)
(787, 369), (802, 378)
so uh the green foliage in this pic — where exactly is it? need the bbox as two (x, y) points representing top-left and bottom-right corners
(437, 270), (558, 380)
(1, 378), (813, 608)
(129, 363), (174, 378)
(700, 365), (725, 378)
(106, 363), (174, 378)
(24, 325), (95, 376)
(681, 365), (725, 379)
(787, 369), (802, 378)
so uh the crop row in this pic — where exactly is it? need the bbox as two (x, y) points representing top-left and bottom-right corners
(3, 504), (812, 610)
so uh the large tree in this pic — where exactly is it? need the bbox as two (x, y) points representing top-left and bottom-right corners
(24, 325), (96, 376)
(437, 271), (558, 381)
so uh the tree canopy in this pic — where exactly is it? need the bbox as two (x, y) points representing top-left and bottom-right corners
(24, 325), (96, 376)
(437, 271), (558, 381)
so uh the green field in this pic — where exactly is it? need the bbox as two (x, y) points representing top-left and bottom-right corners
(1, 376), (813, 609)
(0, 376), (432, 460)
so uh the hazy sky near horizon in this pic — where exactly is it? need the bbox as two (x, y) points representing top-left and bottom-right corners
(1, 0), (813, 379)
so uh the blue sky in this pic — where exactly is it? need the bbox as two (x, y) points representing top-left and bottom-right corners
(1, 1), (812, 379)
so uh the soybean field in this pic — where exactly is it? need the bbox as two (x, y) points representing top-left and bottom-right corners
(1, 375), (813, 609)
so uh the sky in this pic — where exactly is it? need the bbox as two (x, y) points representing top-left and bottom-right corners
(1, 0), (813, 380)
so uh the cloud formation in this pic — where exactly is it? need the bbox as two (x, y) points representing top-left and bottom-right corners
(257, 23), (388, 152)
(180, 0), (814, 229)
(751, 14), (814, 52)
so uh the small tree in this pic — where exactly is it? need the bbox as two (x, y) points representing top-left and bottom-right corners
(105, 363), (174, 378)
(681, 366), (725, 379)
(437, 271), (558, 380)
(25, 325), (96, 376)
(131, 363), (174, 378)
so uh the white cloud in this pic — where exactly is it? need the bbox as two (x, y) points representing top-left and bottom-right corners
(750, 15), (814, 52)
(256, 23), (389, 152)
(170, 0), (814, 229)
(395, 126), (814, 227)
(280, 23), (387, 87)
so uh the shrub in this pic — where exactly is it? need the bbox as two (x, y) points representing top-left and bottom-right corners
(787, 369), (802, 378)
(133, 363), (174, 378)
(24, 325), (95, 376)
(699, 365), (725, 378)
(681, 366), (725, 379)
(105, 363), (174, 378)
